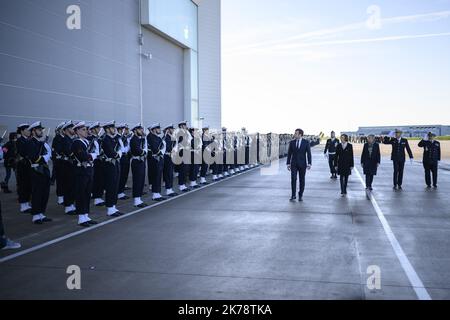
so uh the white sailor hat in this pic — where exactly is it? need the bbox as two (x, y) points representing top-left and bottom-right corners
(131, 123), (143, 131)
(88, 121), (100, 130)
(222, 127), (227, 131)
(17, 123), (30, 130)
(29, 121), (45, 131)
(102, 120), (115, 129)
(116, 123), (128, 129)
(163, 124), (174, 131)
(55, 121), (66, 131)
(62, 121), (74, 130)
(149, 123), (161, 130)
(73, 121), (87, 131)
(178, 120), (188, 127)
(202, 124), (210, 130)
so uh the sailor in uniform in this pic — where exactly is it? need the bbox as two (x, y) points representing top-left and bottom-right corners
(188, 126), (201, 189)
(71, 122), (99, 227)
(117, 123), (131, 200)
(176, 120), (190, 192)
(418, 132), (441, 188)
(102, 121), (123, 217)
(324, 131), (339, 179)
(89, 122), (105, 207)
(52, 121), (67, 205)
(163, 124), (178, 196)
(16, 123), (32, 213)
(129, 123), (148, 208)
(200, 125), (212, 185)
(25, 122), (53, 224)
(60, 121), (77, 215)
(148, 123), (166, 201)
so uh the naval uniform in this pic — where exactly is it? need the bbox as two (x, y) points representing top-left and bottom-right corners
(130, 134), (147, 198)
(118, 134), (131, 197)
(52, 133), (65, 201)
(324, 138), (339, 176)
(383, 137), (414, 188)
(102, 134), (121, 209)
(61, 134), (76, 208)
(418, 139), (441, 187)
(16, 135), (32, 206)
(163, 133), (175, 190)
(148, 132), (165, 195)
(200, 132), (212, 179)
(26, 137), (51, 218)
(189, 131), (201, 185)
(72, 138), (94, 216)
(90, 134), (105, 203)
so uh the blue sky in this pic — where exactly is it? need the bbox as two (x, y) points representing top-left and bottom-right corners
(221, 0), (450, 135)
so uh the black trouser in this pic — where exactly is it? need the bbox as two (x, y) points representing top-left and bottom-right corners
(200, 160), (209, 178)
(30, 166), (51, 216)
(328, 154), (337, 174)
(149, 157), (163, 193)
(131, 159), (145, 197)
(163, 155), (174, 189)
(0, 200), (6, 248)
(16, 160), (31, 203)
(291, 164), (306, 198)
(424, 162), (438, 186)
(340, 174), (349, 194)
(245, 147), (250, 165)
(74, 167), (93, 215)
(189, 164), (200, 182)
(54, 159), (64, 197)
(92, 159), (105, 199)
(393, 160), (405, 187)
(178, 163), (187, 185)
(147, 157), (153, 187)
(365, 174), (374, 188)
(118, 155), (130, 194)
(61, 160), (75, 206)
(104, 161), (120, 207)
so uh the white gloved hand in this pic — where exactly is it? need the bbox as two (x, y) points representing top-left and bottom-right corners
(324, 153), (328, 159)
(388, 131), (395, 138)
(423, 134), (429, 141)
(410, 158), (414, 164)
(118, 151), (123, 158)
(43, 154), (51, 163)
(90, 153), (98, 161)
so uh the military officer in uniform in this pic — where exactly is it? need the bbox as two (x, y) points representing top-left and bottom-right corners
(188, 126), (201, 189)
(418, 132), (441, 188)
(200, 125), (212, 185)
(52, 121), (66, 205)
(176, 120), (190, 192)
(324, 131), (339, 179)
(148, 123), (166, 201)
(25, 122), (53, 224)
(89, 122), (106, 207)
(383, 129), (414, 190)
(117, 123), (131, 200)
(60, 121), (77, 215)
(15, 124), (32, 213)
(129, 123), (148, 207)
(102, 121), (123, 217)
(72, 121), (99, 227)
(163, 124), (178, 196)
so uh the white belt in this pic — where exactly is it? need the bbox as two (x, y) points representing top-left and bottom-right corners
(77, 162), (93, 168)
(328, 152), (336, 155)
(31, 164), (39, 168)
(132, 156), (145, 161)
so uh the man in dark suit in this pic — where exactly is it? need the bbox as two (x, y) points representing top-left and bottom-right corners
(383, 129), (414, 190)
(287, 129), (312, 201)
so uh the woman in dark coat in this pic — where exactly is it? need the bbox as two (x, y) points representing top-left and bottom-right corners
(361, 134), (381, 191)
(334, 134), (354, 196)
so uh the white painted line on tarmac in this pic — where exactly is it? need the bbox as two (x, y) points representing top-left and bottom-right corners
(0, 166), (260, 264)
(354, 167), (432, 300)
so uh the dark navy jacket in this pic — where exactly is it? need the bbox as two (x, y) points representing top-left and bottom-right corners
(324, 138), (339, 154)
(286, 139), (312, 168)
(383, 137), (413, 162)
(418, 140), (441, 164)
(361, 142), (381, 175)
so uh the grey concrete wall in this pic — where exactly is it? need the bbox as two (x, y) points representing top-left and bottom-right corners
(0, 0), (142, 134)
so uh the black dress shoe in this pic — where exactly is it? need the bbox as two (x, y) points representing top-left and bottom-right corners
(23, 208), (33, 214)
(79, 222), (91, 227)
(109, 212), (121, 217)
(393, 185), (397, 190)
(181, 189), (190, 193)
(95, 202), (105, 207)
(193, 185), (200, 189)
(433, 185), (438, 188)
(298, 197), (303, 202)
(153, 197), (166, 202)
(289, 196), (296, 201)
(42, 217), (52, 222)
(135, 203), (148, 208)
(33, 219), (43, 225)
(119, 195), (130, 200)
(369, 187), (373, 191)
(168, 193), (178, 197)
(88, 220), (98, 225)
(66, 210), (77, 216)
(398, 186), (403, 190)
(426, 185), (431, 189)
